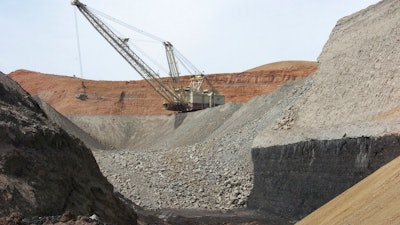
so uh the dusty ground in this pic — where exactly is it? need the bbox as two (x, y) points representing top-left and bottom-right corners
(9, 60), (317, 115)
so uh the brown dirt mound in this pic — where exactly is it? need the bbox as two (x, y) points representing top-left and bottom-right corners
(8, 60), (317, 115)
(245, 60), (317, 73)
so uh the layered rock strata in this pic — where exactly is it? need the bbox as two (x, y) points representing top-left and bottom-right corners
(249, 135), (400, 220)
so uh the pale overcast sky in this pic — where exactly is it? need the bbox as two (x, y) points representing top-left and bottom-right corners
(1, 1), (381, 81)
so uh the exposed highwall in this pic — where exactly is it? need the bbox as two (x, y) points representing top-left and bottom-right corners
(248, 135), (400, 220)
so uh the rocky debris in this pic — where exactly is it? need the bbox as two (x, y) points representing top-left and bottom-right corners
(0, 211), (112, 225)
(0, 73), (137, 224)
(272, 107), (296, 130)
(93, 144), (253, 210)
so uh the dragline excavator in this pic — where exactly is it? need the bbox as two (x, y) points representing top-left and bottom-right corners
(71, 0), (224, 112)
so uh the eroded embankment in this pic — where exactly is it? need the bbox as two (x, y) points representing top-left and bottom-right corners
(0, 72), (137, 224)
(249, 135), (400, 221)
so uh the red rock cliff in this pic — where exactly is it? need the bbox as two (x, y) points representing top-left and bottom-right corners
(9, 60), (317, 115)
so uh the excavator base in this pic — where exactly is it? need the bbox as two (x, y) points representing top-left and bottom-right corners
(164, 91), (225, 112)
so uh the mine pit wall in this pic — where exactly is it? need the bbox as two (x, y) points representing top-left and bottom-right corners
(248, 135), (400, 221)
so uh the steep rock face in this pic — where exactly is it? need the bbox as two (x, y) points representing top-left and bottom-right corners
(248, 135), (400, 220)
(0, 73), (136, 224)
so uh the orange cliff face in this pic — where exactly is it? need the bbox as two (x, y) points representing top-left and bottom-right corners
(8, 61), (317, 115)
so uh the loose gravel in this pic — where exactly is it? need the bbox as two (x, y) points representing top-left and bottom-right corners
(79, 80), (308, 210)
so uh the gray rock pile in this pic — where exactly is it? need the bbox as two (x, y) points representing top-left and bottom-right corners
(73, 81), (307, 210)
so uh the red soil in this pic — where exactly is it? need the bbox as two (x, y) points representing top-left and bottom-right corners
(9, 61), (317, 115)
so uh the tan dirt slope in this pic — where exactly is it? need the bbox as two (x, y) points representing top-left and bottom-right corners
(297, 154), (400, 225)
(8, 60), (316, 115)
